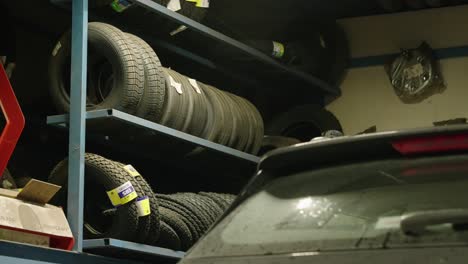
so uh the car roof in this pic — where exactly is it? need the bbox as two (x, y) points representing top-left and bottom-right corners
(259, 124), (468, 172)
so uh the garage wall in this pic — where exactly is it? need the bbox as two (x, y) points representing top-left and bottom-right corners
(327, 5), (468, 135)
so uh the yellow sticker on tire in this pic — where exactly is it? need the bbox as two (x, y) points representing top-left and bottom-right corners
(123, 165), (141, 177)
(106, 181), (138, 206)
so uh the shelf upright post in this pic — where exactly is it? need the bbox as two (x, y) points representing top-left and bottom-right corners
(68, 0), (88, 252)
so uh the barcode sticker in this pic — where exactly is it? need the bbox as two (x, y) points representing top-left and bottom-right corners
(106, 181), (137, 206)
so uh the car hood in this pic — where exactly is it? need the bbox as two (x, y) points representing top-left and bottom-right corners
(182, 246), (468, 264)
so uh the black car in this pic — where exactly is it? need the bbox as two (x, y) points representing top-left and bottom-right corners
(180, 125), (468, 264)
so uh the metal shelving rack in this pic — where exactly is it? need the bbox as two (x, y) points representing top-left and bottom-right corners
(2, 0), (337, 262)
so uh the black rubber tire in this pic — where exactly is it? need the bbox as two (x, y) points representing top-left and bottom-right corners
(405, 0), (426, 8)
(258, 136), (301, 156)
(267, 104), (342, 142)
(157, 194), (203, 241)
(160, 68), (187, 132)
(215, 90), (237, 149)
(196, 194), (224, 222)
(172, 193), (212, 230)
(231, 94), (252, 152)
(156, 221), (181, 251)
(319, 22), (349, 87)
(49, 22), (144, 114)
(125, 34), (166, 122)
(14, 176), (32, 188)
(156, 194), (204, 240)
(235, 95), (257, 154)
(113, 161), (161, 245)
(200, 83), (224, 143)
(226, 93), (248, 152)
(187, 82), (217, 155)
(378, 0), (404, 11)
(48, 153), (139, 241)
(209, 86), (233, 147)
(171, 70), (195, 133)
(425, 0), (448, 6)
(1, 168), (17, 189)
(245, 98), (265, 155)
(178, 74), (207, 138)
(158, 206), (193, 250)
(199, 192), (230, 211)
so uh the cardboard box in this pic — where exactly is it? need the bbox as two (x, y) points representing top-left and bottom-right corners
(0, 179), (74, 250)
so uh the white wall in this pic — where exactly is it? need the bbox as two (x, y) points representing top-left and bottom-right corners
(327, 5), (468, 135)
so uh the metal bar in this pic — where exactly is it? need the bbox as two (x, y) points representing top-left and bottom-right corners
(47, 109), (111, 125)
(350, 45), (468, 68)
(48, 109), (260, 164)
(0, 240), (140, 264)
(0, 256), (56, 264)
(131, 0), (339, 96)
(68, 0), (88, 252)
(110, 109), (260, 163)
(83, 239), (185, 260)
(148, 38), (217, 69)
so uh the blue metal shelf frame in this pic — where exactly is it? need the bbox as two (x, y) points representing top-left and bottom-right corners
(0, 240), (141, 264)
(68, 0), (88, 252)
(84, 238), (185, 260)
(61, 0), (261, 258)
(47, 109), (261, 165)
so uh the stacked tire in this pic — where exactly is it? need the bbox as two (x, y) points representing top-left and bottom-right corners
(49, 22), (264, 154)
(49, 153), (160, 244)
(49, 153), (236, 249)
(156, 192), (236, 250)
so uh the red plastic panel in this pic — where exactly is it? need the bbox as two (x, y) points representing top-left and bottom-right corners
(0, 63), (25, 179)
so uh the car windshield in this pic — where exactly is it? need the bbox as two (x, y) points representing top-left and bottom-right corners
(186, 154), (468, 259)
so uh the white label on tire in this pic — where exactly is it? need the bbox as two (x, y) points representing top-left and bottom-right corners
(136, 196), (151, 217)
(52, 41), (62, 57)
(167, 0), (181, 11)
(169, 75), (183, 94)
(188, 78), (202, 94)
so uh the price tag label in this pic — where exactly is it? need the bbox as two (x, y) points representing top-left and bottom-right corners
(106, 181), (137, 206)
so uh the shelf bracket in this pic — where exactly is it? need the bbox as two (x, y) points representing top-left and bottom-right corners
(68, 0), (88, 252)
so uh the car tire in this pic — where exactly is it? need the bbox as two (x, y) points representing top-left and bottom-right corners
(48, 153), (140, 242)
(49, 22), (145, 114)
(267, 104), (342, 142)
(125, 33), (166, 122)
